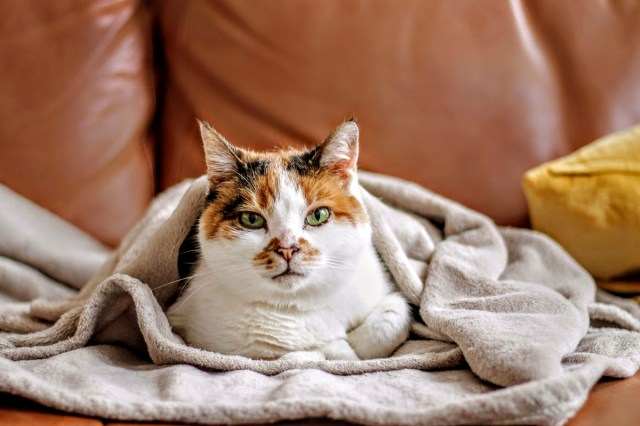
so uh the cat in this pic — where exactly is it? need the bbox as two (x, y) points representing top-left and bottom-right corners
(167, 120), (411, 360)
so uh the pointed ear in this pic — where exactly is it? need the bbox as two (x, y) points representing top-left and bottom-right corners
(315, 120), (359, 180)
(198, 120), (244, 184)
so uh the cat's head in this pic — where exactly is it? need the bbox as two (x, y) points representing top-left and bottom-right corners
(197, 120), (371, 306)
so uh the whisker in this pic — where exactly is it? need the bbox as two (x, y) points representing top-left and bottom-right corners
(171, 282), (210, 311)
(153, 263), (218, 291)
(178, 248), (202, 255)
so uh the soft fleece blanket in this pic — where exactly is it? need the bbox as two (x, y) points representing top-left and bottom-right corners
(1, 172), (640, 426)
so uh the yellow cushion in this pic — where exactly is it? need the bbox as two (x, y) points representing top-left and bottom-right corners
(522, 125), (640, 279)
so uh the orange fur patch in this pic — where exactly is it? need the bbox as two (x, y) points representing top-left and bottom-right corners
(299, 238), (320, 261)
(203, 181), (269, 240)
(253, 238), (281, 270)
(201, 199), (234, 240)
(298, 172), (368, 225)
(254, 161), (279, 210)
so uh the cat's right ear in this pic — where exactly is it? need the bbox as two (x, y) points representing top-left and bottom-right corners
(199, 120), (243, 185)
(313, 120), (359, 181)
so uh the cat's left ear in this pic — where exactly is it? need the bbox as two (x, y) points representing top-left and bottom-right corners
(198, 120), (244, 185)
(316, 120), (359, 180)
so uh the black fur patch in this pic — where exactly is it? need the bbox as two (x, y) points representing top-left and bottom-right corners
(243, 160), (270, 176)
(163, 222), (200, 306)
(205, 189), (218, 205)
(221, 195), (245, 220)
(287, 149), (320, 175)
(235, 160), (270, 189)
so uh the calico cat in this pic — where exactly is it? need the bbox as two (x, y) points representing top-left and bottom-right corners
(167, 120), (410, 360)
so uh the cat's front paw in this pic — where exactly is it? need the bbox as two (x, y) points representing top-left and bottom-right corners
(348, 292), (411, 359)
(320, 339), (360, 360)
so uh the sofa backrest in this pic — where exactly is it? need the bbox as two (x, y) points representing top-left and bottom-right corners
(2, 0), (640, 245)
(157, 0), (640, 228)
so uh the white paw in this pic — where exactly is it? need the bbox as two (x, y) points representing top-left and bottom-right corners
(320, 339), (360, 360)
(348, 292), (411, 359)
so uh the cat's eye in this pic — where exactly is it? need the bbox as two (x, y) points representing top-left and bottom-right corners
(239, 212), (266, 229)
(306, 207), (330, 226)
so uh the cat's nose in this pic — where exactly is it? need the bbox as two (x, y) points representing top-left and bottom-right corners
(274, 244), (300, 261)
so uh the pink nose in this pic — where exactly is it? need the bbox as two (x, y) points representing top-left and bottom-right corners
(275, 245), (300, 261)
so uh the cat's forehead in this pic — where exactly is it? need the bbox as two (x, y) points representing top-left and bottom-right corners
(241, 148), (315, 175)
(207, 149), (318, 211)
(232, 149), (325, 198)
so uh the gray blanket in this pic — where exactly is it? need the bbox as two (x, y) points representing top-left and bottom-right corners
(1, 172), (639, 426)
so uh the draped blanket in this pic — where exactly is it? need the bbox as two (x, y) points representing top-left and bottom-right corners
(1, 172), (639, 426)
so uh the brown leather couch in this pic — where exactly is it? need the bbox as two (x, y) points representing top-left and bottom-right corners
(1, 1), (639, 424)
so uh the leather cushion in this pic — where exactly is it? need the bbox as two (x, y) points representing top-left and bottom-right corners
(0, 0), (155, 246)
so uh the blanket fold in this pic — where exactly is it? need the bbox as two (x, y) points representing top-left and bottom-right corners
(1, 172), (639, 426)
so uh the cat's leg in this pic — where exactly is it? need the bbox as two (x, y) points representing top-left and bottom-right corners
(347, 292), (411, 359)
(319, 339), (360, 360)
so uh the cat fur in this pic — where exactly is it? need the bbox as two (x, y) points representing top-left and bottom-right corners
(167, 120), (410, 360)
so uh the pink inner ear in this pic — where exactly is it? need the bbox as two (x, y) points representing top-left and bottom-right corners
(317, 122), (359, 180)
(328, 158), (356, 180)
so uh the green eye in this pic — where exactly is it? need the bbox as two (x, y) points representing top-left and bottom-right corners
(306, 207), (330, 226)
(239, 212), (266, 229)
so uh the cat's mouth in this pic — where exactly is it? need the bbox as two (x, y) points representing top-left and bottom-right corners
(272, 267), (304, 281)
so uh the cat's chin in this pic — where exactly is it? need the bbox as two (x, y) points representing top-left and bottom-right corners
(272, 267), (304, 280)
(270, 270), (306, 290)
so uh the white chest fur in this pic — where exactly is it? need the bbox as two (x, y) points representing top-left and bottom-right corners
(167, 242), (401, 360)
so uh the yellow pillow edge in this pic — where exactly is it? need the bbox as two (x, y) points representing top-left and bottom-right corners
(546, 125), (640, 175)
(522, 123), (640, 223)
(523, 171), (640, 228)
